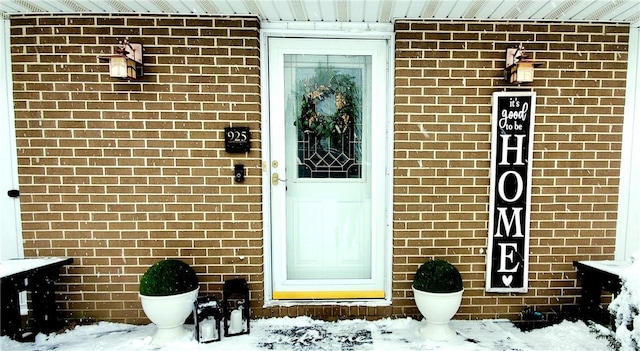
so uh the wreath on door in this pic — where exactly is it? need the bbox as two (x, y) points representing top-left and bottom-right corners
(296, 67), (359, 138)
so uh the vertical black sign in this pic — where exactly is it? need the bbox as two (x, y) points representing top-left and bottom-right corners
(486, 92), (535, 293)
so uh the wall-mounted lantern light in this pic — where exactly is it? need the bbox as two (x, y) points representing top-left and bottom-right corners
(504, 44), (542, 84)
(99, 39), (143, 80)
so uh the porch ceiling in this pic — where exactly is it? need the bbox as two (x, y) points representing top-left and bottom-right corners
(0, 0), (639, 25)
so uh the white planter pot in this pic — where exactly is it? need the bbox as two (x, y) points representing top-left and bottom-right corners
(412, 287), (463, 341)
(140, 288), (199, 345)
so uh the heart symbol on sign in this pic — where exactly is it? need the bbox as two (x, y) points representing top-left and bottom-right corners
(502, 275), (513, 287)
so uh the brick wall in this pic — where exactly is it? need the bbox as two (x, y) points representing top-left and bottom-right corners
(10, 15), (629, 323)
(393, 20), (628, 319)
(11, 14), (262, 323)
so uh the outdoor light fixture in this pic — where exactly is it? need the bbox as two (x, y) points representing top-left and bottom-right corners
(193, 295), (222, 343)
(223, 278), (250, 337)
(99, 39), (143, 80)
(504, 44), (542, 84)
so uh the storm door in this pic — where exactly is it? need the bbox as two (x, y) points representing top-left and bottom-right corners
(268, 38), (388, 299)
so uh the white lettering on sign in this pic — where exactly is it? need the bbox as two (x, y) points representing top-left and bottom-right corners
(497, 170), (523, 203)
(493, 207), (524, 238)
(499, 102), (529, 125)
(497, 243), (521, 273)
(499, 134), (526, 166)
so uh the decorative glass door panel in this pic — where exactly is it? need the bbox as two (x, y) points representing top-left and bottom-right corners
(291, 58), (364, 179)
(269, 38), (388, 300)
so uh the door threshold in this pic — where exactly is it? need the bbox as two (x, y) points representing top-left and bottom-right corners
(263, 297), (392, 308)
(273, 290), (385, 300)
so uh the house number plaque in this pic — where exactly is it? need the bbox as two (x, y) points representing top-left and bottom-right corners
(486, 91), (536, 293)
(224, 127), (250, 153)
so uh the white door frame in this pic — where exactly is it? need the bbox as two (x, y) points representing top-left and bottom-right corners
(260, 22), (394, 306)
(1, 18), (24, 261)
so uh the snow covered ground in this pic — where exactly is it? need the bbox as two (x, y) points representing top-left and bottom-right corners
(7, 253), (639, 350)
(0, 316), (609, 351)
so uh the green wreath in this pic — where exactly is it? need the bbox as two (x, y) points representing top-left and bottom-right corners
(296, 67), (359, 137)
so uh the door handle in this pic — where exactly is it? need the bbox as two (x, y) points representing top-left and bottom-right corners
(271, 173), (286, 186)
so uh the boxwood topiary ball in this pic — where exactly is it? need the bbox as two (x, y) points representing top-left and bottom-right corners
(139, 259), (199, 296)
(413, 259), (463, 293)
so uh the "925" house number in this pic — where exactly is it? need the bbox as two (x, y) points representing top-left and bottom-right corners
(224, 127), (250, 153)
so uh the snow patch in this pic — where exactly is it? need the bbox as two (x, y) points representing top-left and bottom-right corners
(606, 251), (640, 351)
(0, 316), (609, 351)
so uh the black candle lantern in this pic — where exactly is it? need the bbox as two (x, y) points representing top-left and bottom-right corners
(193, 295), (222, 343)
(223, 278), (250, 336)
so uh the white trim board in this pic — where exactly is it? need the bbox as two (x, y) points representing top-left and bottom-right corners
(1, 17), (26, 315)
(616, 25), (640, 261)
(0, 18), (23, 261)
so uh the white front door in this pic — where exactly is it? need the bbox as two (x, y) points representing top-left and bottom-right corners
(268, 37), (389, 300)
